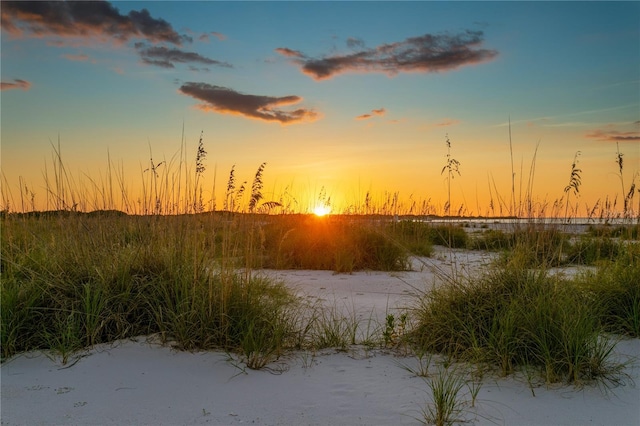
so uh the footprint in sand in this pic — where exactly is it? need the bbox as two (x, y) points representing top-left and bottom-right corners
(26, 385), (49, 391)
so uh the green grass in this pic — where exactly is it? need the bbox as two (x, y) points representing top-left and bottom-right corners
(574, 242), (640, 337)
(411, 260), (624, 384)
(0, 213), (301, 366)
(0, 212), (409, 365)
(261, 215), (410, 272)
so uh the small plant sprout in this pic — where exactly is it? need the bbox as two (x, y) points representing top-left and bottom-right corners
(423, 365), (466, 426)
(383, 313), (408, 348)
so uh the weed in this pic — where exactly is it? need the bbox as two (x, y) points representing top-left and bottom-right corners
(422, 365), (467, 426)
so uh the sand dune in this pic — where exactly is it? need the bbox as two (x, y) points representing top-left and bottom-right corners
(2, 249), (638, 425)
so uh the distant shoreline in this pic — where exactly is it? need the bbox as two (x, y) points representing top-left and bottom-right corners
(2, 209), (638, 226)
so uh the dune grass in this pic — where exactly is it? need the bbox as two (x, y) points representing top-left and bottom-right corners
(410, 238), (637, 384)
(1, 133), (638, 383)
(261, 215), (410, 272)
(0, 212), (303, 367)
(0, 211), (412, 364)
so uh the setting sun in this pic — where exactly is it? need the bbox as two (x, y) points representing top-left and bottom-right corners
(313, 205), (331, 217)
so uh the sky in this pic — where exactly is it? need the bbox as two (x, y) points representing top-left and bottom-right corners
(1, 1), (639, 216)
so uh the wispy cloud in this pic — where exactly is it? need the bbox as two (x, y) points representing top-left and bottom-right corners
(198, 31), (226, 43)
(276, 30), (498, 80)
(356, 108), (386, 120)
(1, 78), (32, 91)
(178, 82), (319, 125)
(346, 37), (365, 49)
(418, 118), (461, 131)
(493, 104), (639, 128)
(434, 118), (460, 127)
(62, 53), (94, 63)
(134, 44), (232, 69)
(274, 47), (304, 58)
(585, 125), (640, 142)
(1, 0), (190, 45)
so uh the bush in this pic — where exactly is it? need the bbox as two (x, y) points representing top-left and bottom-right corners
(262, 216), (410, 272)
(386, 220), (434, 256)
(412, 265), (618, 384)
(565, 236), (623, 265)
(0, 214), (301, 366)
(575, 243), (640, 337)
(467, 229), (515, 251)
(428, 225), (469, 248)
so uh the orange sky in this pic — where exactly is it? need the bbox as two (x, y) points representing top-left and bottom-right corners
(1, 2), (638, 216)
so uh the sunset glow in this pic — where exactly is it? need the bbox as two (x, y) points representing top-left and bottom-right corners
(1, 1), (638, 216)
(313, 205), (331, 217)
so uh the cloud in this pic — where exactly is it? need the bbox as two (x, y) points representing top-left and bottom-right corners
(276, 30), (498, 80)
(275, 47), (304, 58)
(585, 127), (640, 142)
(1, 1), (190, 45)
(1, 78), (32, 91)
(434, 118), (460, 127)
(210, 31), (226, 41)
(356, 108), (386, 120)
(346, 37), (365, 49)
(178, 82), (319, 125)
(62, 53), (92, 62)
(198, 31), (225, 42)
(135, 44), (232, 69)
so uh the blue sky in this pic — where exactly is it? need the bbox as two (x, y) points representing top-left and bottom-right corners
(1, 1), (638, 215)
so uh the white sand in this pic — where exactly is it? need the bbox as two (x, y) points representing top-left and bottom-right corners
(2, 248), (639, 425)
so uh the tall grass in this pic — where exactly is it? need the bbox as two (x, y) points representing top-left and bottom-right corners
(1, 128), (638, 383)
(411, 262), (624, 384)
(0, 213), (301, 367)
(574, 242), (640, 337)
(261, 215), (410, 272)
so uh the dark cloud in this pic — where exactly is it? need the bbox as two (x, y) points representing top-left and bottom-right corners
(346, 37), (365, 49)
(178, 82), (318, 125)
(585, 128), (640, 142)
(277, 30), (498, 80)
(135, 44), (232, 69)
(1, 1), (190, 45)
(1, 79), (32, 91)
(356, 108), (386, 120)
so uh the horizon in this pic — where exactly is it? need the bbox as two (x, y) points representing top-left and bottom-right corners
(1, 1), (639, 216)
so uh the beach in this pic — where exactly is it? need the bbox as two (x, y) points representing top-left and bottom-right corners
(2, 248), (638, 426)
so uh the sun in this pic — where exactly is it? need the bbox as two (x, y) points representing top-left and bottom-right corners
(313, 205), (331, 217)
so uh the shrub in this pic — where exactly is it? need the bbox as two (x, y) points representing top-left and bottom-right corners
(565, 236), (623, 265)
(576, 243), (640, 337)
(428, 225), (469, 249)
(467, 229), (515, 251)
(0, 214), (300, 367)
(411, 264), (619, 384)
(262, 216), (410, 272)
(388, 220), (434, 257)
